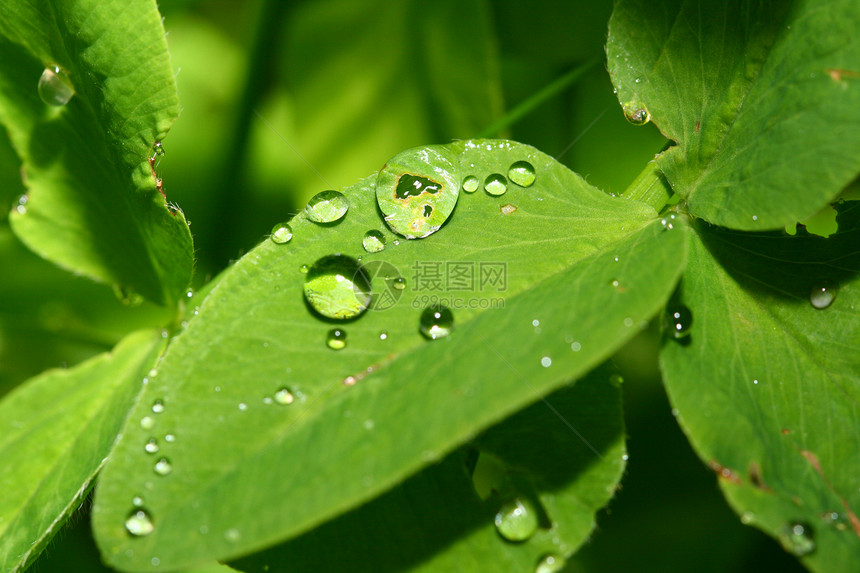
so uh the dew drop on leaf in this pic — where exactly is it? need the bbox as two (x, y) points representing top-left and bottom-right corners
(303, 254), (372, 320)
(153, 458), (172, 476)
(326, 328), (347, 350)
(508, 161), (536, 187)
(376, 146), (459, 239)
(144, 438), (159, 454)
(392, 277), (406, 291)
(273, 387), (296, 405)
(484, 174), (508, 196)
(270, 223), (293, 244)
(665, 305), (693, 338)
(809, 282), (836, 309)
(38, 65), (74, 106)
(125, 509), (154, 537)
(622, 102), (650, 125)
(140, 416), (154, 430)
(494, 498), (538, 542)
(362, 230), (386, 253)
(778, 522), (816, 556)
(419, 305), (454, 340)
(500, 203), (517, 215)
(462, 175), (480, 193)
(151, 399), (165, 414)
(535, 554), (566, 573)
(305, 190), (348, 223)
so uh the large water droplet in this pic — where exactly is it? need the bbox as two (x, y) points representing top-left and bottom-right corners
(779, 522), (816, 556)
(508, 161), (536, 187)
(419, 305), (454, 340)
(303, 255), (372, 320)
(665, 305), (693, 338)
(484, 174), (508, 196)
(623, 102), (650, 125)
(326, 328), (347, 350)
(38, 65), (75, 106)
(305, 190), (348, 223)
(809, 282), (836, 309)
(125, 509), (154, 537)
(494, 498), (539, 542)
(462, 175), (480, 193)
(376, 146), (460, 239)
(362, 230), (386, 253)
(153, 458), (173, 476)
(535, 554), (566, 573)
(270, 223), (293, 244)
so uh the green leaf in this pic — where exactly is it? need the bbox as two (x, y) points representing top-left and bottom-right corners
(92, 140), (687, 570)
(231, 366), (624, 572)
(0, 329), (165, 572)
(0, 0), (192, 306)
(607, 0), (860, 230)
(660, 202), (860, 571)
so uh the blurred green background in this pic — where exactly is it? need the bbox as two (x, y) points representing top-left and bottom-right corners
(1, 0), (806, 570)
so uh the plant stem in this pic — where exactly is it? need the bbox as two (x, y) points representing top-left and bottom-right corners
(621, 159), (674, 213)
(478, 55), (602, 138)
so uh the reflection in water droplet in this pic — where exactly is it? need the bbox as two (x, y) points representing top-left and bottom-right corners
(140, 416), (155, 430)
(623, 102), (650, 125)
(144, 438), (159, 454)
(153, 458), (172, 476)
(305, 190), (348, 223)
(303, 255), (372, 320)
(462, 175), (480, 193)
(270, 223), (293, 244)
(274, 387), (295, 405)
(484, 174), (508, 196)
(362, 230), (386, 253)
(535, 554), (566, 573)
(38, 65), (75, 106)
(392, 277), (406, 291)
(779, 522), (816, 556)
(125, 509), (154, 537)
(810, 282), (836, 309)
(326, 328), (347, 350)
(508, 161), (536, 187)
(494, 498), (539, 542)
(665, 305), (693, 338)
(419, 305), (454, 340)
(152, 400), (165, 414)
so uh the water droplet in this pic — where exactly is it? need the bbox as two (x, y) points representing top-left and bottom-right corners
(125, 509), (154, 537)
(623, 102), (650, 125)
(151, 142), (165, 160)
(144, 438), (159, 454)
(152, 399), (165, 414)
(392, 277), (406, 290)
(38, 65), (75, 106)
(362, 230), (386, 253)
(419, 305), (454, 340)
(810, 282), (836, 309)
(164, 433), (176, 443)
(224, 528), (241, 542)
(665, 305), (693, 338)
(303, 254), (372, 320)
(151, 557), (161, 567)
(153, 458), (172, 476)
(570, 341), (581, 352)
(500, 203), (517, 215)
(326, 328), (347, 350)
(462, 175), (480, 193)
(484, 174), (508, 196)
(299, 264), (309, 274)
(14, 195), (28, 215)
(376, 146), (459, 238)
(379, 331), (388, 340)
(274, 387), (295, 405)
(610, 279), (621, 288)
(540, 356), (552, 368)
(140, 416), (155, 430)
(535, 553), (566, 573)
(778, 522), (816, 556)
(494, 498), (539, 542)
(741, 511), (755, 524)
(821, 511), (849, 530)
(270, 223), (293, 244)
(305, 190), (348, 223)
(238, 402), (248, 411)
(508, 161), (536, 187)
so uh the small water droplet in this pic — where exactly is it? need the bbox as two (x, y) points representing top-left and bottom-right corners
(752, 215), (758, 221)
(144, 438), (159, 454)
(224, 528), (241, 542)
(362, 230), (386, 253)
(623, 102), (650, 125)
(151, 142), (165, 160)
(570, 341), (581, 352)
(809, 282), (836, 309)
(610, 279), (621, 288)
(508, 161), (536, 187)
(132, 496), (144, 507)
(140, 416), (155, 430)
(270, 223), (293, 244)
(665, 305), (693, 338)
(484, 174), (508, 196)
(151, 557), (161, 567)
(535, 553), (566, 573)
(821, 511), (849, 530)
(741, 511), (755, 524)
(153, 458), (172, 476)
(14, 194), (28, 215)
(379, 331), (388, 340)
(38, 65), (75, 106)
(274, 387), (295, 405)
(326, 328), (347, 350)
(125, 509), (154, 537)
(419, 305), (454, 340)
(152, 399), (165, 414)
(238, 402), (248, 411)
(305, 190), (348, 223)
(391, 277), (407, 291)
(299, 264), (309, 274)
(303, 254), (372, 320)
(494, 498), (539, 542)
(164, 433), (175, 443)
(462, 175), (480, 193)
(540, 356), (552, 368)
(500, 203), (517, 215)
(778, 521), (816, 556)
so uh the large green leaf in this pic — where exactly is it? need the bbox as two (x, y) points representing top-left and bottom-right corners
(0, 329), (165, 573)
(0, 0), (192, 306)
(92, 140), (687, 570)
(607, 0), (860, 230)
(231, 366), (624, 572)
(660, 202), (860, 571)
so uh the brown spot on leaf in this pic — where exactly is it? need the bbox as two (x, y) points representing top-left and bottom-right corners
(748, 462), (771, 491)
(708, 460), (741, 484)
(826, 68), (860, 82)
